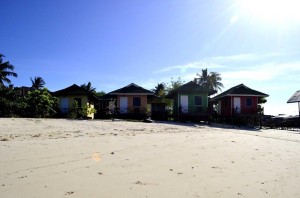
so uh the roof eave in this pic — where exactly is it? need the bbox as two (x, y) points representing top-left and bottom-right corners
(212, 94), (269, 100)
(108, 93), (154, 96)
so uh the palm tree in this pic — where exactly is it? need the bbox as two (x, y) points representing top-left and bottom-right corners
(194, 68), (223, 92)
(31, 76), (46, 89)
(81, 82), (96, 93)
(0, 54), (18, 87)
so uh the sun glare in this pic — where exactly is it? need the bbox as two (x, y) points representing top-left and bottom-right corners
(237, 0), (300, 22)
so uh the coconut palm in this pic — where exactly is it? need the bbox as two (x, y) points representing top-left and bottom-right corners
(81, 82), (96, 93)
(30, 76), (46, 89)
(0, 54), (18, 87)
(194, 68), (223, 92)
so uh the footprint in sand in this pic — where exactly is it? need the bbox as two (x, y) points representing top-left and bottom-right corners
(65, 191), (74, 195)
(134, 181), (146, 185)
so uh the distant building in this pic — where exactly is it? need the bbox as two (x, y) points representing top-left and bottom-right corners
(18, 86), (34, 96)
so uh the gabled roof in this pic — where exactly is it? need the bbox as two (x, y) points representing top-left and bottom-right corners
(53, 84), (90, 95)
(52, 84), (100, 101)
(212, 84), (269, 100)
(108, 83), (154, 95)
(167, 81), (216, 97)
(287, 90), (300, 103)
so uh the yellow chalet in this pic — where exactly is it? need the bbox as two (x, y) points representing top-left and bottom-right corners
(52, 84), (99, 119)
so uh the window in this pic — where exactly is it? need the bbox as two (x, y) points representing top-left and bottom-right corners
(74, 98), (82, 107)
(246, 97), (253, 107)
(133, 97), (141, 106)
(195, 96), (202, 106)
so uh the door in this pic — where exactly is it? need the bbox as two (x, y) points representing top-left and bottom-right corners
(60, 97), (69, 113)
(180, 95), (188, 113)
(233, 97), (241, 113)
(120, 97), (128, 114)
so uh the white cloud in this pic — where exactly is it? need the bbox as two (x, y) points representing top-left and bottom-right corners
(222, 61), (300, 82)
(154, 61), (226, 74)
(154, 51), (297, 75)
(211, 53), (259, 62)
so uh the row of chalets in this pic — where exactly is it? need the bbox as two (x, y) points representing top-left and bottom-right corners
(51, 81), (271, 122)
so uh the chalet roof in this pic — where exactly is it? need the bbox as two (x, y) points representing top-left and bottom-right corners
(108, 83), (154, 95)
(212, 84), (269, 100)
(287, 90), (300, 103)
(52, 84), (100, 101)
(167, 81), (216, 97)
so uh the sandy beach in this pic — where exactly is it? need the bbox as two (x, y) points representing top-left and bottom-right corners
(1, 118), (300, 198)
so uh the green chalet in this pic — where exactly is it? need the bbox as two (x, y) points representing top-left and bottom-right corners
(167, 81), (216, 121)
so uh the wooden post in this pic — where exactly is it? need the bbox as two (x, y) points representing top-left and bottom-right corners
(178, 92), (180, 121)
(298, 102), (300, 117)
(298, 102), (300, 123)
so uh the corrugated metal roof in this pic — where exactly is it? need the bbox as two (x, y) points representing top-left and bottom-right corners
(287, 90), (300, 103)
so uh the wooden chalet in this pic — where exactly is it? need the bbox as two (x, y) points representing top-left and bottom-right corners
(211, 84), (268, 117)
(167, 81), (216, 121)
(105, 83), (155, 118)
(52, 84), (99, 119)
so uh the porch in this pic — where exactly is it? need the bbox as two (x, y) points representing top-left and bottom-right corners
(176, 105), (209, 122)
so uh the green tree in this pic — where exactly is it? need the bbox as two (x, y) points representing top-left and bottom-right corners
(152, 83), (166, 97)
(166, 77), (184, 94)
(153, 81), (176, 117)
(24, 88), (59, 118)
(30, 76), (46, 89)
(194, 68), (223, 92)
(152, 82), (169, 104)
(81, 82), (96, 93)
(79, 104), (97, 118)
(257, 97), (267, 115)
(95, 91), (105, 98)
(0, 54), (18, 87)
(67, 100), (79, 119)
(0, 86), (27, 117)
(0, 86), (18, 117)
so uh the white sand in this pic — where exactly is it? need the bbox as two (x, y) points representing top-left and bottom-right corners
(1, 118), (300, 198)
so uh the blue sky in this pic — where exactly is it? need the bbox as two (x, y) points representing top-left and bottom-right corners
(1, 0), (300, 115)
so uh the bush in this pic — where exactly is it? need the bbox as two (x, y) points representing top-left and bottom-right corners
(24, 88), (59, 118)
